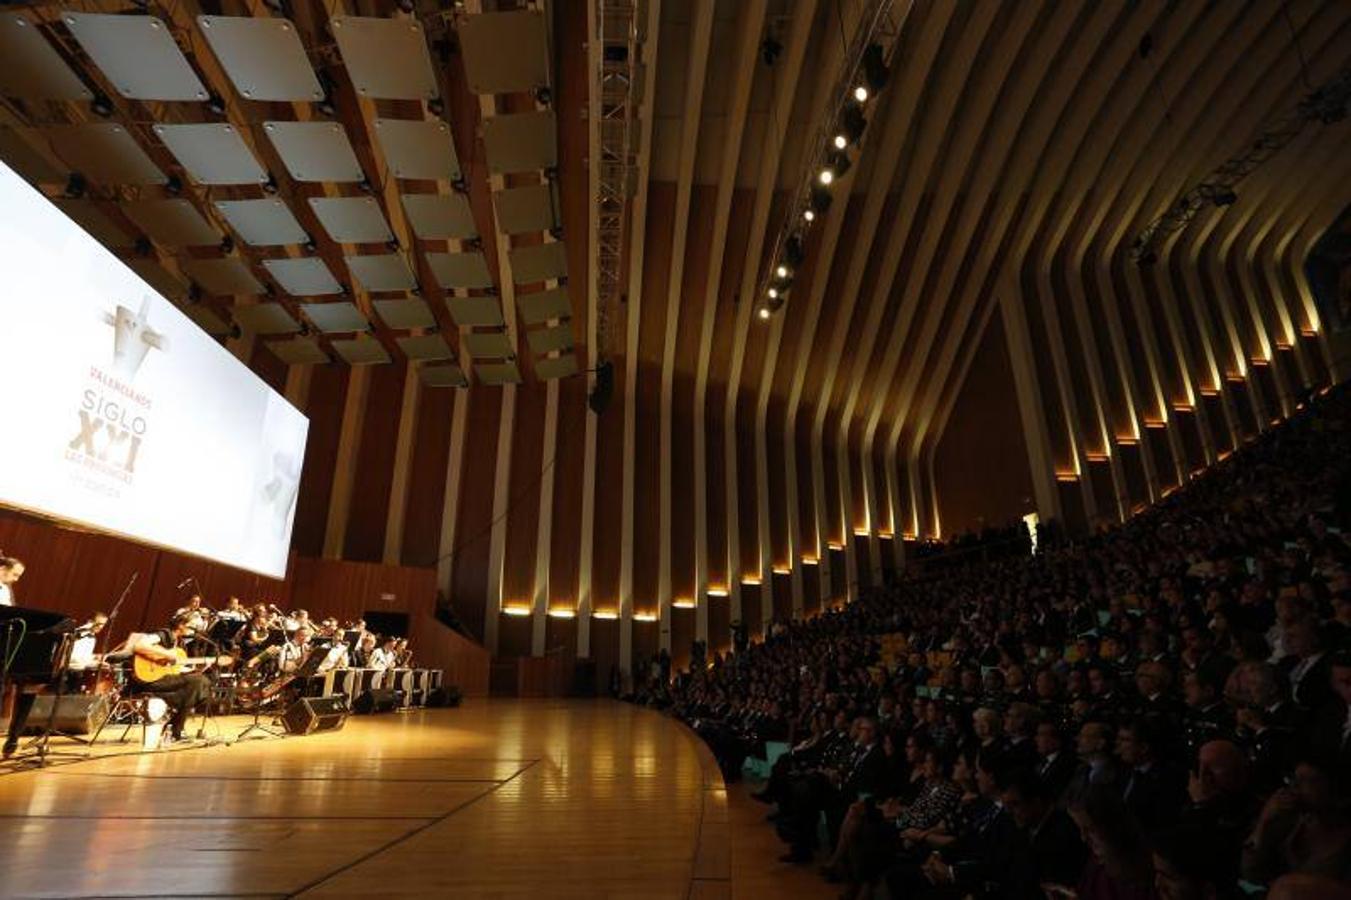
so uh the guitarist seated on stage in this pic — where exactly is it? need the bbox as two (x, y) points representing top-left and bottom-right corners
(131, 613), (221, 744)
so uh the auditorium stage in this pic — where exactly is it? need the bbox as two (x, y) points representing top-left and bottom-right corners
(0, 699), (829, 899)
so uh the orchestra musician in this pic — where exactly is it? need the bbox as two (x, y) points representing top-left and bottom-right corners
(368, 636), (399, 671)
(0, 555), (25, 607)
(66, 612), (109, 686)
(173, 594), (211, 632)
(351, 632), (378, 668)
(239, 609), (274, 659)
(131, 613), (216, 745)
(217, 596), (248, 623)
(246, 624), (313, 677)
(394, 638), (413, 668)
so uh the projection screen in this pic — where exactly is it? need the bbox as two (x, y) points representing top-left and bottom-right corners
(0, 160), (308, 579)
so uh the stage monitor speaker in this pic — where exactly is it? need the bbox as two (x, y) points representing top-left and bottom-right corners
(281, 695), (348, 735)
(353, 687), (399, 715)
(23, 694), (110, 735)
(588, 359), (613, 414)
(425, 685), (463, 708)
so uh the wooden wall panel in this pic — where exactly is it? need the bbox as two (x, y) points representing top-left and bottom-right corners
(592, 363), (626, 610)
(343, 362), (406, 563)
(502, 382), (546, 606)
(933, 314), (1036, 535)
(292, 365), (348, 557)
(549, 377), (587, 607)
(450, 386), (504, 641)
(401, 386), (456, 568)
(735, 392), (759, 578)
(705, 380), (729, 589)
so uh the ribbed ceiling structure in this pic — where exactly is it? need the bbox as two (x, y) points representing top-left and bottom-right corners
(1, 0), (1348, 669)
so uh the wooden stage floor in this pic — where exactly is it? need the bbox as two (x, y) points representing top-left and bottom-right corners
(0, 699), (829, 899)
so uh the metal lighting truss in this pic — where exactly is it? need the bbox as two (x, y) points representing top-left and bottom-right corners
(1131, 63), (1351, 263)
(593, 0), (643, 361)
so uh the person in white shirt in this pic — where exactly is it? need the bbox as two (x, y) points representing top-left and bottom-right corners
(68, 613), (109, 672)
(247, 625), (313, 676)
(216, 596), (248, 623)
(368, 637), (398, 671)
(0, 556), (25, 607)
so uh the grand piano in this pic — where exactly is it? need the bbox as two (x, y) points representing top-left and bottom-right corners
(1, 605), (75, 757)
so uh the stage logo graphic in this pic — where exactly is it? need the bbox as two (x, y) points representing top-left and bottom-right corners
(65, 297), (169, 490)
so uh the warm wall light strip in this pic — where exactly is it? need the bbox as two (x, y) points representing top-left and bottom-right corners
(1083, 451), (1109, 463)
(546, 608), (576, 619)
(592, 610), (619, 620)
(1055, 472), (1080, 483)
(706, 587), (729, 597)
(800, 556), (819, 566)
(771, 565), (791, 576)
(877, 532), (893, 540)
(827, 542), (845, 551)
(1143, 420), (1167, 430)
(503, 606), (532, 617)
(741, 576), (762, 586)
(853, 527), (870, 537)
(633, 612), (657, 622)
(672, 599), (696, 609)
(1199, 386), (1220, 397)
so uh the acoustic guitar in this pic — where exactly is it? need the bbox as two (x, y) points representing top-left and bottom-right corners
(133, 646), (232, 684)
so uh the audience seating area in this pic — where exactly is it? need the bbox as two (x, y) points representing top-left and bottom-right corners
(632, 384), (1351, 900)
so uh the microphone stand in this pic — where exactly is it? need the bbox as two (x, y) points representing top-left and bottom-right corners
(186, 631), (230, 746)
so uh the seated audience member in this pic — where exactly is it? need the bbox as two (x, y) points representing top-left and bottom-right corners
(1116, 716), (1186, 829)
(1241, 756), (1351, 888)
(1033, 720), (1078, 801)
(775, 717), (887, 863)
(1068, 785), (1155, 900)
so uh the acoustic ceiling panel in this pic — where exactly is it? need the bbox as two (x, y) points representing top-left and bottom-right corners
(53, 199), (133, 250)
(126, 259), (186, 300)
(447, 296), (504, 328)
(302, 301), (367, 333)
(0, 125), (65, 185)
(374, 119), (459, 181)
(331, 337), (390, 365)
(309, 197), (393, 244)
(121, 199), (220, 247)
(492, 184), (556, 234)
(508, 241), (567, 283)
(462, 330), (514, 359)
(263, 121), (364, 183)
(262, 257), (342, 296)
(420, 363), (468, 388)
(375, 298), (436, 330)
(526, 323), (574, 355)
(46, 124), (165, 185)
(0, 14), (94, 100)
(345, 254), (416, 292)
(535, 353), (579, 380)
(474, 361), (521, 386)
(269, 336), (329, 364)
(427, 252), (493, 289)
(401, 193), (476, 240)
(331, 16), (438, 100)
(235, 302), (301, 335)
(63, 13), (207, 101)
(397, 333), (454, 362)
(181, 257), (264, 297)
(183, 304), (230, 337)
(214, 199), (308, 247)
(482, 111), (556, 174)
(458, 11), (549, 94)
(517, 286), (571, 325)
(196, 15), (322, 102)
(154, 123), (267, 185)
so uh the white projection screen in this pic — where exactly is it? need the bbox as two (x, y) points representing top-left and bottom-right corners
(0, 160), (308, 579)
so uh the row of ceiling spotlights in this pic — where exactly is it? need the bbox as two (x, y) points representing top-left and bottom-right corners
(759, 45), (888, 321)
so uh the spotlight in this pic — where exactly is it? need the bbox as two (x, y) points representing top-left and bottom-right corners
(134, 237), (152, 257)
(229, 323), (243, 340)
(758, 307), (771, 320)
(809, 187), (832, 214)
(64, 172), (86, 199)
(840, 105), (867, 144)
(828, 151), (852, 179)
(768, 286), (779, 299)
(534, 85), (552, 106)
(833, 134), (848, 150)
(803, 209), (816, 222)
(165, 174), (183, 196)
(386, 237), (400, 252)
(784, 235), (805, 266)
(263, 172), (279, 194)
(90, 93), (114, 117)
(853, 85), (868, 103)
(207, 92), (227, 116)
(359, 177), (374, 193)
(818, 168), (834, 186)
(219, 235), (234, 255)
(303, 236), (318, 254)
(775, 264), (789, 278)
(1212, 189), (1237, 207)
(861, 43), (889, 91)
(452, 175), (468, 193)
(428, 97), (445, 116)
(397, 0), (416, 11)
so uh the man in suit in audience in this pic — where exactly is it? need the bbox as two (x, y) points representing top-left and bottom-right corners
(1116, 715), (1186, 828)
(1033, 720), (1078, 801)
(777, 717), (887, 863)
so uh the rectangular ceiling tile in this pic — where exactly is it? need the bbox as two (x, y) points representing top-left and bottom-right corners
(508, 241), (567, 283)
(63, 12), (208, 101)
(183, 303), (230, 337)
(269, 335), (329, 364)
(0, 125), (66, 185)
(375, 119), (459, 181)
(375, 298), (436, 330)
(0, 14), (93, 100)
(121, 199), (220, 247)
(474, 361), (521, 385)
(302, 301), (368, 333)
(215, 199), (308, 246)
(197, 15), (322, 102)
(235, 302), (301, 335)
(447, 295), (504, 328)
(462, 330), (514, 359)
(309, 196), (393, 244)
(397, 333), (454, 362)
(262, 257), (342, 296)
(427, 251), (493, 289)
(458, 11), (549, 94)
(482, 111), (556, 174)
(535, 353), (579, 380)
(331, 16), (438, 100)
(492, 183), (556, 234)
(264, 121), (364, 183)
(345, 253), (416, 292)
(181, 257), (264, 296)
(332, 337), (391, 365)
(153, 123), (267, 185)
(53, 199), (133, 250)
(401, 193), (476, 240)
(126, 258), (187, 300)
(517, 286), (571, 324)
(420, 363), (468, 388)
(526, 323), (574, 355)
(46, 124), (165, 185)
